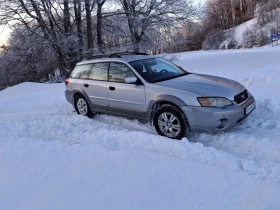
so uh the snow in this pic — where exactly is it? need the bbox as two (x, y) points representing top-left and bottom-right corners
(234, 18), (257, 45)
(233, 15), (280, 48)
(1, 47), (280, 209)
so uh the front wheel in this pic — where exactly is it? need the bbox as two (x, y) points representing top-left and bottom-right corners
(74, 95), (94, 118)
(153, 104), (190, 140)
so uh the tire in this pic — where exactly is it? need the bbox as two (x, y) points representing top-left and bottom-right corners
(74, 95), (94, 118)
(153, 104), (190, 140)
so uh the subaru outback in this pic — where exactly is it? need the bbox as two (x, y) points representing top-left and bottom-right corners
(65, 52), (256, 140)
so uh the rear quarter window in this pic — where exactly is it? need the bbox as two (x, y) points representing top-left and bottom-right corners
(70, 64), (92, 79)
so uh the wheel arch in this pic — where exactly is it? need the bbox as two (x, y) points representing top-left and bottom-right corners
(72, 89), (91, 105)
(147, 95), (188, 122)
(72, 89), (95, 118)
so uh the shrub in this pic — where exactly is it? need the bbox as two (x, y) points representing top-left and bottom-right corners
(202, 29), (225, 50)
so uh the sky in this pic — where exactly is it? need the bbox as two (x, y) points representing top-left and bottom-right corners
(0, 25), (11, 45)
(194, 0), (206, 4)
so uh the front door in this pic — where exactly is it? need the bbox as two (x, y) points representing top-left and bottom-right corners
(107, 62), (146, 118)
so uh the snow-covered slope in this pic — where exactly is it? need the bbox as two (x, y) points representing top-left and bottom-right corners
(231, 15), (280, 48)
(234, 19), (257, 45)
(1, 47), (280, 209)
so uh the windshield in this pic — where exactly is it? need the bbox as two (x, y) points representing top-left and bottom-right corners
(129, 58), (188, 83)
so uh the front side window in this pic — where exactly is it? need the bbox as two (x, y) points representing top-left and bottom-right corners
(89, 63), (108, 81)
(130, 58), (188, 83)
(70, 64), (92, 79)
(109, 62), (135, 83)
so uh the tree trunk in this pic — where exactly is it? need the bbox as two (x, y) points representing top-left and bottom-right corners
(62, 0), (76, 70)
(132, 37), (140, 53)
(74, 0), (83, 60)
(63, 0), (71, 35)
(85, 0), (93, 51)
(5, 67), (10, 87)
(122, 0), (142, 53)
(97, 3), (103, 52)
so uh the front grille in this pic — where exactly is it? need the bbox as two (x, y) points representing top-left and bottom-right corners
(234, 90), (248, 104)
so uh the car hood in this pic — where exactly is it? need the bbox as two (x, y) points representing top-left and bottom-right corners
(156, 73), (245, 100)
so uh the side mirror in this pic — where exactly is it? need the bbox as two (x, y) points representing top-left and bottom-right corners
(125, 76), (137, 84)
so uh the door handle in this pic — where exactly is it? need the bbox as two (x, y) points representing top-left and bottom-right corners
(109, 86), (115, 91)
(84, 84), (89, 87)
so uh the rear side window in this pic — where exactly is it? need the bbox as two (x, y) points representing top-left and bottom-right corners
(89, 63), (108, 81)
(70, 64), (92, 79)
(109, 62), (135, 83)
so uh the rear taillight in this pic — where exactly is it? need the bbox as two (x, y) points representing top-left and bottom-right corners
(65, 78), (69, 86)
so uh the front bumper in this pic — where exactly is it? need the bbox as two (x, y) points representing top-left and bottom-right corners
(181, 95), (255, 134)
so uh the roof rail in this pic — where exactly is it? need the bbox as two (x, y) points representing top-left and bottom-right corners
(88, 51), (149, 60)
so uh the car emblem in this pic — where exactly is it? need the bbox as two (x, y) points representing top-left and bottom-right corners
(241, 94), (245, 99)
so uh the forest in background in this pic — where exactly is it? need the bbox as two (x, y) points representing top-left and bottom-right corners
(0, 0), (279, 90)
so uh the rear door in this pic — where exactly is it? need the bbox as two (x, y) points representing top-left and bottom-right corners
(83, 62), (109, 111)
(71, 64), (93, 91)
(107, 62), (146, 117)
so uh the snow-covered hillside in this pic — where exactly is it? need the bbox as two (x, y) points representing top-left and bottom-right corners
(234, 19), (257, 45)
(233, 17), (280, 48)
(1, 47), (280, 210)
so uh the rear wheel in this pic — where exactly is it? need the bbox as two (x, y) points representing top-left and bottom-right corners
(74, 95), (94, 118)
(153, 104), (190, 140)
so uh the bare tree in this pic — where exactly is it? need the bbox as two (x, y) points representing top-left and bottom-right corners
(0, 0), (203, 89)
(0, 27), (59, 88)
(119, 0), (198, 52)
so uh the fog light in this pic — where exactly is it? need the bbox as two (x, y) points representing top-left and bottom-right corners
(214, 120), (222, 128)
(214, 118), (229, 129)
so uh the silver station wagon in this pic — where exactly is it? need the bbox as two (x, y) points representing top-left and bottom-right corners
(65, 52), (256, 140)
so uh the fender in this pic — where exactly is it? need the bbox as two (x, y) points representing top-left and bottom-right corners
(71, 88), (96, 111)
(71, 88), (90, 101)
(147, 95), (188, 121)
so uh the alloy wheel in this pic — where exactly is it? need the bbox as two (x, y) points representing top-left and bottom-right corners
(77, 98), (88, 115)
(158, 112), (181, 138)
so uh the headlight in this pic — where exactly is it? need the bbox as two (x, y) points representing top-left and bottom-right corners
(197, 97), (233, 108)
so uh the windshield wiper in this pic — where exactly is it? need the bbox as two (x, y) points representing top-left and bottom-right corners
(151, 72), (190, 83)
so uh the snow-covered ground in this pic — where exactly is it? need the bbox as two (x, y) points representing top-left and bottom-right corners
(1, 47), (280, 210)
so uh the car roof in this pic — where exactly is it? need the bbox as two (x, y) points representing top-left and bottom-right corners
(76, 55), (155, 66)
